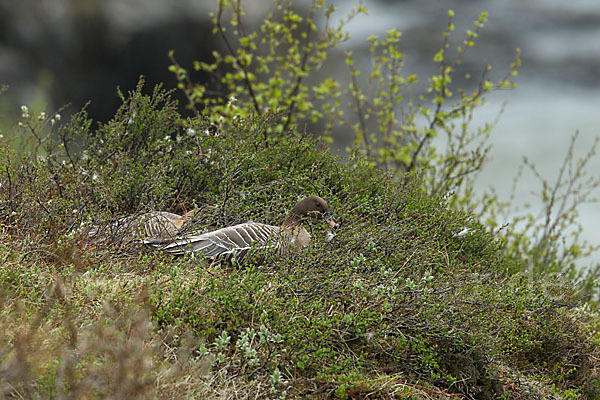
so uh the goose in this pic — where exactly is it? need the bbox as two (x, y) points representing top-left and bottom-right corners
(88, 209), (197, 243)
(147, 195), (337, 262)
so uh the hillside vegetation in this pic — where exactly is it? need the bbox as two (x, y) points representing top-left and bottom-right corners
(0, 83), (599, 399)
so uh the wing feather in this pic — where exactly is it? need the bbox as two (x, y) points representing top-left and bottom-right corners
(150, 222), (282, 260)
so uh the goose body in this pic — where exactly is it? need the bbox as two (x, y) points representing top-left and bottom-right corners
(153, 221), (306, 260)
(88, 209), (196, 243)
(136, 210), (196, 240)
(148, 195), (336, 263)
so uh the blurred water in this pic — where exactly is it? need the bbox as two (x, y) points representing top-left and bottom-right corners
(335, 0), (600, 267)
(475, 83), (600, 266)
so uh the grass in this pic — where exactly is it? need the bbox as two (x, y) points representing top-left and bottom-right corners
(0, 81), (599, 399)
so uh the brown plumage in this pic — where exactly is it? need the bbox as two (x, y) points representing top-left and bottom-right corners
(147, 196), (337, 263)
(88, 209), (196, 243)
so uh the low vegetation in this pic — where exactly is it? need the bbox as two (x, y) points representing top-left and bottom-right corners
(2, 1), (600, 398)
(0, 81), (599, 399)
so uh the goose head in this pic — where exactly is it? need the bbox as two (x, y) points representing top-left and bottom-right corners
(286, 195), (339, 229)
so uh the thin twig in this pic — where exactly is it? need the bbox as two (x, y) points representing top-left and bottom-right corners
(216, 2), (261, 115)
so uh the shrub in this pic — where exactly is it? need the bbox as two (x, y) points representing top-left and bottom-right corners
(170, 0), (600, 300)
(1, 1), (600, 399)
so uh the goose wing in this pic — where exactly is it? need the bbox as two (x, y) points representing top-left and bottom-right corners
(89, 211), (184, 241)
(141, 212), (182, 240)
(150, 222), (283, 259)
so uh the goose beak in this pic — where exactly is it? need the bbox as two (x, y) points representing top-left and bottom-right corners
(324, 212), (339, 229)
(323, 212), (338, 242)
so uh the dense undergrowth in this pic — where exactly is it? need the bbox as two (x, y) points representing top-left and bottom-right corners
(1, 83), (600, 399)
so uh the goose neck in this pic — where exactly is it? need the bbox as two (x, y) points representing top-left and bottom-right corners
(281, 214), (304, 230)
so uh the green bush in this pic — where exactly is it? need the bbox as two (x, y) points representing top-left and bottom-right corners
(170, 0), (600, 299)
(1, 1), (600, 399)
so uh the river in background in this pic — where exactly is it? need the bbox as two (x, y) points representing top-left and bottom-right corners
(333, 0), (600, 268)
(1, 0), (599, 267)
